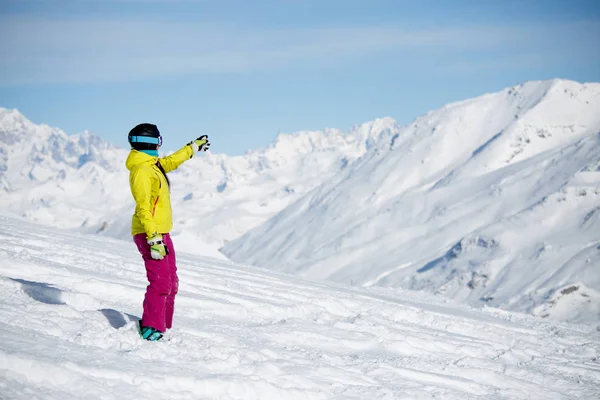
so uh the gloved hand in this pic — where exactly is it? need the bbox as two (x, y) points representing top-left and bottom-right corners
(147, 233), (168, 260)
(189, 135), (210, 152)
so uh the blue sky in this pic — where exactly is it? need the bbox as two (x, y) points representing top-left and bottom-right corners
(1, 0), (599, 155)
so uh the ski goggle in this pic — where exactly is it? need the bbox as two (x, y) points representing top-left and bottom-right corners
(129, 135), (162, 146)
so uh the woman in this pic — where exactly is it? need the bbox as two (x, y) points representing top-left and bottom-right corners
(125, 123), (210, 341)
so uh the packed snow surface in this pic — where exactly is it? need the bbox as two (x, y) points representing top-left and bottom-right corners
(1, 214), (599, 399)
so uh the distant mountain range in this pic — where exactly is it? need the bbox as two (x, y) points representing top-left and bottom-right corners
(2, 79), (599, 324)
(0, 105), (390, 257)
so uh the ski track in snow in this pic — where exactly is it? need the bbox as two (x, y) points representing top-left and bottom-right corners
(0, 215), (599, 400)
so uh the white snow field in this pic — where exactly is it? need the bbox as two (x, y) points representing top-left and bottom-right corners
(1, 214), (599, 400)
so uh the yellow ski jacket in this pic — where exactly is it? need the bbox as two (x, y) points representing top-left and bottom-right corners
(125, 146), (194, 237)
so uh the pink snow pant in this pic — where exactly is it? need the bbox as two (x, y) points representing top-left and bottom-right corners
(133, 233), (179, 332)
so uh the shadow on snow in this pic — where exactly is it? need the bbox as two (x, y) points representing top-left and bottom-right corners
(10, 278), (139, 329)
(10, 278), (66, 305)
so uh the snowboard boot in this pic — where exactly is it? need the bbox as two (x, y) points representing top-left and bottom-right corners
(139, 321), (163, 341)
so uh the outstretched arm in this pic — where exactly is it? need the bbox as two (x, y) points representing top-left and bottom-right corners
(157, 145), (193, 173)
(158, 136), (211, 173)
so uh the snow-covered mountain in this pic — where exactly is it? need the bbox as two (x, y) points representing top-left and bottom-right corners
(223, 79), (600, 325)
(0, 108), (122, 186)
(0, 107), (390, 255)
(166, 117), (396, 250)
(2, 214), (599, 399)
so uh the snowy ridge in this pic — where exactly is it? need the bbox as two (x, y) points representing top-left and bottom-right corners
(0, 108), (123, 189)
(0, 108), (389, 250)
(223, 79), (600, 325)
(1, 214), (599, 399)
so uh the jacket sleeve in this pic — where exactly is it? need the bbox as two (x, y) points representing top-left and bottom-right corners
(158, 145), (194, 173)
(130, 166), (157, 237)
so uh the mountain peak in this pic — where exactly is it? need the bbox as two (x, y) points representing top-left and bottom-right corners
(223, 79), (600, 325)
(0, 107), (69, 147)
(0, 107), (34, 134)
(0, 107), (25, 120)
(0, 109), (124, 193)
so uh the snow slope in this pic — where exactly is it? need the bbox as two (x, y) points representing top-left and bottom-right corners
(1, 214), (599, 399)
(223, 79), (600, 325)
(0, 108), (393, 252)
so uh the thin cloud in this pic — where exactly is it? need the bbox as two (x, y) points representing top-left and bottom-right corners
(0, 15), (598, 85)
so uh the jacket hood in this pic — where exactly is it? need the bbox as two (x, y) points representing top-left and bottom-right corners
(125, 149), (157, 171)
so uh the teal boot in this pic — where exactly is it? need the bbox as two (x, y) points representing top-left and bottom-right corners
(138, 321), (163, 341)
